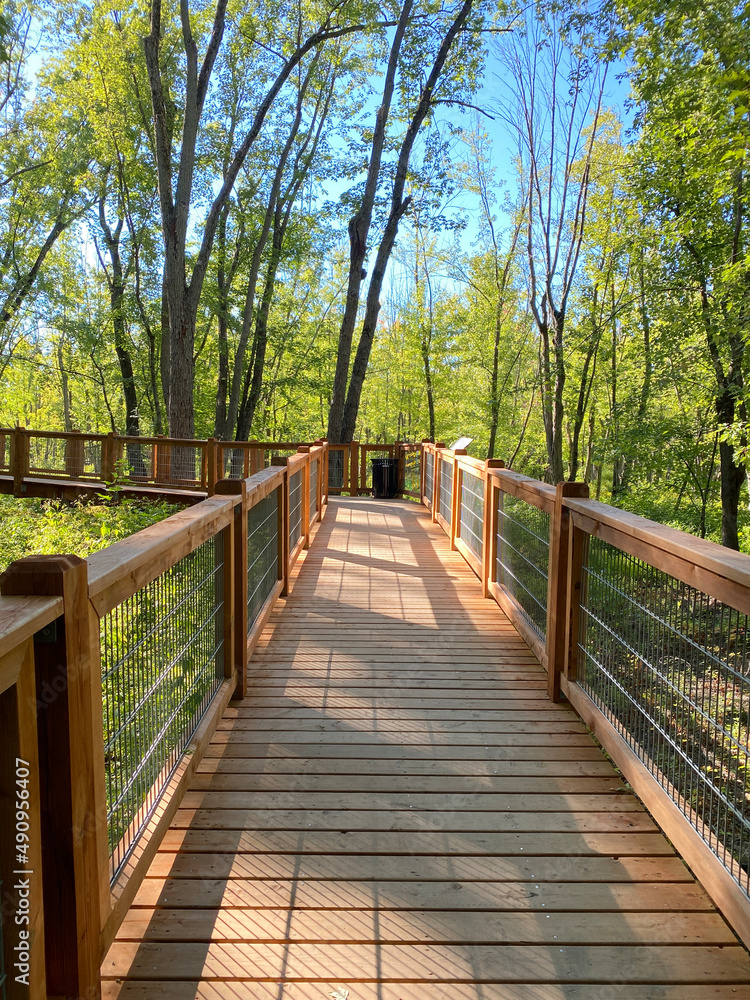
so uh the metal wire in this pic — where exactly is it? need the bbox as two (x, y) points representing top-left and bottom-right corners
(289, 470), (303, 549)
(100, 535), (225, 881)
(221, 447), (247, 479)
(120, 441), (152, 481)
(459, 470), (484, 560)
(404, 450), (421, 494)
(27, 435), (101, 479)
(247, 488), (280, 629)
(0, 434), (9, 472)
(328, 448), (345, 490)
(439, 459), (453, 524)
(578, 537), (750, 896)
(309, 460), (318, 518)
(495, 493), (550, 640)
(154, 444), (202, 486)
(425, 451), (434, 503)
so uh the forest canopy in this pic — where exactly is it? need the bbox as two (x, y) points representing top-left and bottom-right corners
(2, 0), (750, 548)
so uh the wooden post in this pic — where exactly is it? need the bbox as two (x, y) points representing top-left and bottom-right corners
(12, 427), (28, 496)
(271, 457), (291, 595)
(297, 447), (311, 547)
(101, 433), (115, 482)
(0, 556), (108, 1000)
(360, 445), (367, 495)
(483, 460), (505, 599)
(313, 440), (326, 515)
(215, 480), (247, 698)
(64, 432), (85, 479)
(155, 435), (172, 483)
(546, 481), (590, 702)
(207, 438), (218, 495)
(396, 442), (405, 494)
(350, 441), (359, 496)
(0, 637), (46, 999)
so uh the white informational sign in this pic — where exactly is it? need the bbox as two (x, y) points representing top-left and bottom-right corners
(449, 436), (473, 451)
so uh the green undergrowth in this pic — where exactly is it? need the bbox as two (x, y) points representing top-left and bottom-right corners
(0, 494), (183, 574)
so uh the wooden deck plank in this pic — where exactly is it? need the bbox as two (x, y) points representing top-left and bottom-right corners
(101, 985), (750, 1000)
(142, 852), (689, 882)
(104, 940), (750, 981)
(115, 907), (735, 944)
(103, 498), (750, 996)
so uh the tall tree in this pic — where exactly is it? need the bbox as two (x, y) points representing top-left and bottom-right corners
(143, 0), (389, 437)
(500, 7), (609, 482)
(621, 0), (750, 547)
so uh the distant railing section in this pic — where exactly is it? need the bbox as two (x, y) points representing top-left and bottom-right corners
(419, 440), (750, 950)
(1, 428), (426, 504)
(424, 450), (434, 504)
(401, 443), (422, 497)
(0, 442), (328, 999)
(0, 428), (10, 472)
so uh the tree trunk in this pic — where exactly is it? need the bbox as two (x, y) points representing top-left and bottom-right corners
(339, 0), (476, 441)
(327, 0), (414, 443)
(97, 202), (140, 437)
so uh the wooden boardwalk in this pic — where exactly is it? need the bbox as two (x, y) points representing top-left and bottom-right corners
(102, 498), (750, 999)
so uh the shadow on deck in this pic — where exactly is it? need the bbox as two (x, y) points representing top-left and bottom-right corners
(101, 498), (750, 998)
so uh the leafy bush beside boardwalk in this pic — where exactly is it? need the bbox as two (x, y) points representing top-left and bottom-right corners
(0, 495), (182, 574)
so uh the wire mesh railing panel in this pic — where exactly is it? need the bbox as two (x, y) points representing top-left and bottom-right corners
(425, 451), (434, 503)
(247, 488), (280, 629)
(439, 460), (453, 524)
(119, 441), (153, 481)
(495, 493), (550, 641)
(578, 537), (750, 896)
(404, 450), (421, 494)
(0, 433), (9, 472)
(328, 448), (345, 491)
(26, 435), (103, 479)
(27, 435), (65, 475)
(153, 445), (204, 487)
(289, 469), (303, 550)
(100, 535), (225, 880)
(82, 439), (103, 477)
(309, 461), (318, 517)
(460, 470), (484, 561)
(219, 446), (248, 480)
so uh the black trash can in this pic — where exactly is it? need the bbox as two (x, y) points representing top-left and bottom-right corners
(371, 457), (399, 498)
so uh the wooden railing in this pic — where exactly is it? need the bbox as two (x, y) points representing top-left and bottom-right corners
(0, 444), (327, 998)
(1, 427), (410, 499)
(420, 440), (750, 950)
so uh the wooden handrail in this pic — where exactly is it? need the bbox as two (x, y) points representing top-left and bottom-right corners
(87, 495), (236, 617)
(0, 596), (63, 670)
(563, 495), (750, 609)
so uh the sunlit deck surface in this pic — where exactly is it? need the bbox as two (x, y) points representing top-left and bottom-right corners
(102, 497), (750, 999)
